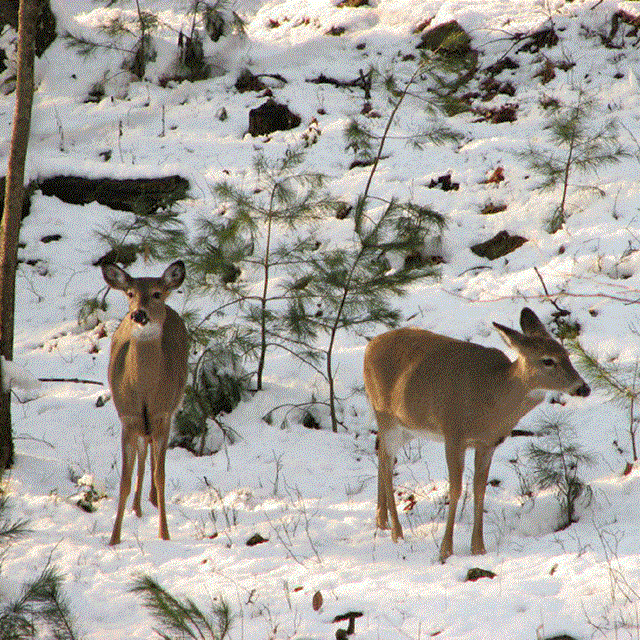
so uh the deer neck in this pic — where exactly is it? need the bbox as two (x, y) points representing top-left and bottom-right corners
(499, 358), (547, 427)
(126, 325), (165, 389)
(130, 319), (163, 341)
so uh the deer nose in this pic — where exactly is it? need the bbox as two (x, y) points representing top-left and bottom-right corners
(573, 382), (591, 397)
(131, 309), (149, 325)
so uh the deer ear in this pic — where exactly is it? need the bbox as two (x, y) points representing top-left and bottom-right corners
(102, 262), (131, 290)
(493, 322), (527, 353)
(161, 260), (186, 290)
(519, 307), (549, 337)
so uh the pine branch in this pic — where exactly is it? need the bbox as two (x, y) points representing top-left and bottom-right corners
(63, 32), (131, 57)
(0, 563), (80, 640)
(571, 340), (638, 402)
(131, 574), (232, 640)
(0, 495), (30, 543)
(25, 565), (80, 640)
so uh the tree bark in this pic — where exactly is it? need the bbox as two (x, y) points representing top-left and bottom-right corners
(0, 0), (40, 473)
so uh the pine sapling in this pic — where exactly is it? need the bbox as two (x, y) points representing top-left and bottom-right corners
(173, 147), (340, 392)
(65, 1), (246, 90)
(174, 344), (246, 455)
(296, 61), (447, 432)
(65, 3), (159, 80)
(517, 91), (628, 233)
(297, 196), (444, 432)
(526, 416), (595, 530)
(177, 1), (246, 81)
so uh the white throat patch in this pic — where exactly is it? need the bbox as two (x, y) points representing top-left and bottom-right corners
(130, 321), (162, 341)
(526, 388), (548, 402)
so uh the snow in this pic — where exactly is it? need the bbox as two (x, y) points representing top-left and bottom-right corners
(3, 0), (640, 638)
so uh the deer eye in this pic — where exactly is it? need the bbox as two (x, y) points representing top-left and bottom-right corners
(152, 291), (162, 299)
(126, 290), (134, 298)
(541, 357), (556, 368)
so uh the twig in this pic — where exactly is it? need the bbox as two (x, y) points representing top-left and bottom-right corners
(13, 433), (55, 448)
(263, 509), (306, 567)
(443, 288), (640, 305)
(38, 377), (104, 385)
(533, 267), (567, 314)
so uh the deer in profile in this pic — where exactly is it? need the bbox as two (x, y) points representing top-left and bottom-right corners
(102, 260), (189, 546)
(363, 307), (590, 562)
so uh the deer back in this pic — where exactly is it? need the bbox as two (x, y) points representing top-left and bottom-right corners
(364, 309), (589, 447)
(365, 328), (518, 444)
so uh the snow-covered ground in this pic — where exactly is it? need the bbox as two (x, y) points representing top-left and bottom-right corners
(3, 1), (640, 638)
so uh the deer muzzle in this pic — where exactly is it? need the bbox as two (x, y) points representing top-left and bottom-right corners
(131, 309), (149, 325)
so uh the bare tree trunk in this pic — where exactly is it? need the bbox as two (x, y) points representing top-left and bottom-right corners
(0, 0), (40, 473)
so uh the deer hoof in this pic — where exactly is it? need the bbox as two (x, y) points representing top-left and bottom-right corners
(391, 528), (404, 544)
(439, 546), (453, 563)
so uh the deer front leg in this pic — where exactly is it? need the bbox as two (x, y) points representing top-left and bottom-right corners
(471, 444), (495, 556)
(132, 437), (148, 517)
(441, 440), (465, 563)
(109, 422), (139, 546)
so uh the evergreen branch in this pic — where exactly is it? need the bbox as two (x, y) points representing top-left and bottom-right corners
(0, 517), (30, 541)
(0, 496), (30, 542)
(0, 599), (35, 639)
(63, 32), (134, 56)
(571, 340), (638, 402)
(572, 149), (627, 173)
(0, 563), (81, 640)
(131, 574), (232, 640)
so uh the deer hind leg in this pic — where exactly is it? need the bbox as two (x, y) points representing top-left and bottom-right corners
(148, 443), (157, 508)
(471, 444), (495, 556)
(376, 412), (403, 542)
(441, 439), (465, 563)
(109, 422), (139, 546)
(150, 415), (171, 541)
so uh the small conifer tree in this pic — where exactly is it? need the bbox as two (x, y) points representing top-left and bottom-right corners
(65, 2), (159, 80)
(517, 91), (627, 233)
(173, 344), (246, 455)
(65, 1), (245, 87)
(526, 416), (595, 530)
(171, 148), (339, 392)
(302, 60), (448, 432)
(295, 197), (444, 432)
